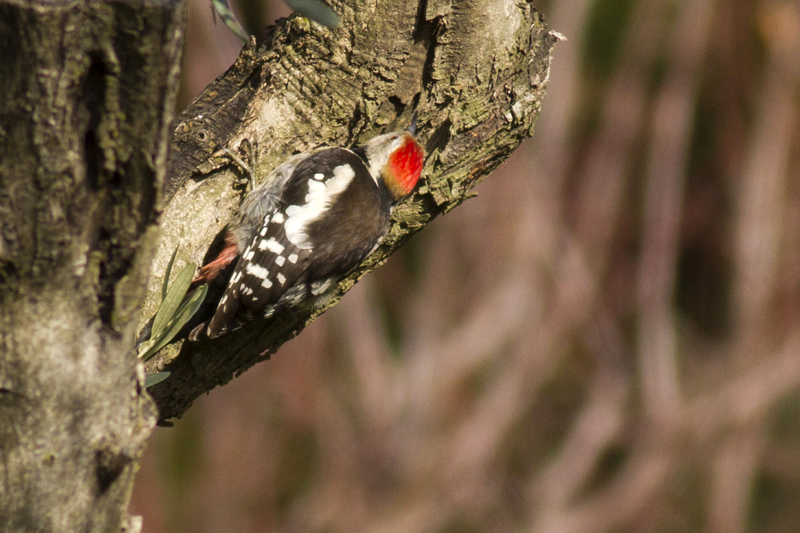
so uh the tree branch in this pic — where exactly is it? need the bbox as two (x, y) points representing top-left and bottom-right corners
(144, 0), (558, 423)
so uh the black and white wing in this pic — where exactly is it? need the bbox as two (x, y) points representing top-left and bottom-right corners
(200, 148), (388, 339)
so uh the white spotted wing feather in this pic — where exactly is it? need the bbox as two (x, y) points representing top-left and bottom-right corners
(203, 147), (389, 339)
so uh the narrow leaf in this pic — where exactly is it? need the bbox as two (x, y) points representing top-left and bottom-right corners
(211, 0), (251, 42)
(151, 263), (196, 339)
(161, 246), (180, 302)
(140, 284), (209, 361)
(284, 0), (341, 27)
(180, 283), (210, 327)
(145, 372), (171, 388)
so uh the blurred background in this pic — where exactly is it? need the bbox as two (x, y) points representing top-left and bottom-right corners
(130, 0), (800, 531)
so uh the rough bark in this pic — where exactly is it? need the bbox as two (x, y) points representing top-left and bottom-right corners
(144, 0), (557, 423)
(0, 0), (184, 531)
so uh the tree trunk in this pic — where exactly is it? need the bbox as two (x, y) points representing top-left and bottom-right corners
(144, 0), (558, 422)
(0, 1), (184, 531)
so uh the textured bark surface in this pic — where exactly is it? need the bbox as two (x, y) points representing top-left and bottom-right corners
(144, 0), (557, 422)
(0, 0), (183, 531)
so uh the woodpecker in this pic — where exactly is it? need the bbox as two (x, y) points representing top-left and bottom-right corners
(188, 119), (425, 340)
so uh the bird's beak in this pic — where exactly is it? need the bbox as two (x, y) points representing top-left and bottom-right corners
(406, 111), (419, 135)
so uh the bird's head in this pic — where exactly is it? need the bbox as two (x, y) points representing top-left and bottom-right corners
(361, 125), (425, 202)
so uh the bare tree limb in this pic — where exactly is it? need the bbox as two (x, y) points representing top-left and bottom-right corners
(144, 0), (557, 423)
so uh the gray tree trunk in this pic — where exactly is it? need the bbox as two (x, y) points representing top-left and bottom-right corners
(145, 0), (558, 422)
(0, 0), (184, 531)
(0, 0), (555, 529)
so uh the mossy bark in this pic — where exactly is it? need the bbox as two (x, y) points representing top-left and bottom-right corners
(144, 0), (558, 422)
(0, 0), (184, 531)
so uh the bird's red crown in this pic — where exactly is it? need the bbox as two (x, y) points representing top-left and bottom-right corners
(385, 133), (424, 199)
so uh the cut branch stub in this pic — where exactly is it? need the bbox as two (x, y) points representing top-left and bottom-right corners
(144, 0), (558, 422)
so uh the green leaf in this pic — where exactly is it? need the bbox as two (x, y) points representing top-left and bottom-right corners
(284, 0), (341, 27)
(139, 284), (209, 361)
(145, 372), (171, 388)
(151, 262), (196, 340)
(161, 246), (180, 302)
(137, 338), (154, 355)
(211, 0), (251, 42)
